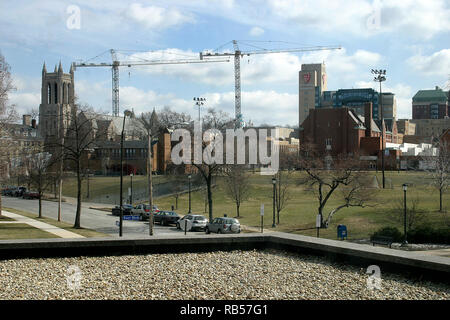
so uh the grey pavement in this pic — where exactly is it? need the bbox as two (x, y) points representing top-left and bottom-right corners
(2, 196), (191, 238)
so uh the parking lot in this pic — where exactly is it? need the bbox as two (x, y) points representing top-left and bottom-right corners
(1, 196), (241, 238)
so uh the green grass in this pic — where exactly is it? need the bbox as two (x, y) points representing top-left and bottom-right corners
(154, 171), (449, 241)
(0, 215), (15, 221)
(58, 174), (172, 201)
(3, 207), (109, 238)
(0, 223), (60, 240)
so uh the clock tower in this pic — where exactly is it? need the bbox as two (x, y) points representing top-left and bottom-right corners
(299, 63), (327, 126)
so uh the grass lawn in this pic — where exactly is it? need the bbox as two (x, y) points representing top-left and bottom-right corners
(154, 171), (449, 241)
(0, 215), (15, 221)
(59, 175), (171, 201)
(3, 207), (108, 238)
(0, 223), (60, 240)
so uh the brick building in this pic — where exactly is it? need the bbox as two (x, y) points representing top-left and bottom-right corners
(412, 86), (449, 119)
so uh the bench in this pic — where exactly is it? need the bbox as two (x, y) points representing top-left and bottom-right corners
(371, 236), (394, 248)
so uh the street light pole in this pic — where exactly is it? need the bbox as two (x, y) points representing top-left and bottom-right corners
(402, 183), (408, 246)
(193, 97), (206, 122)
(119, 109), (132, 237)
(188, 174), (192, 213)
(372, 69), (386, 189)
(272, 177), (276, 228)
(130, 173), (133, 205)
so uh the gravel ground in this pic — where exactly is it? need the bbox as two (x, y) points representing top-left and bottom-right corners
(0, 249), (449, 300)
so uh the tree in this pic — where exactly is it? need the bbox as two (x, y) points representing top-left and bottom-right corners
(428, 140), (449, 212)
(224, 164), (251, 218)
(390, 195), (425, 232)
(192, 108), (234, 222)
(23, 151), (54, 218)
(274, 150), (297, 224)
(0, 51), (17, 216)
(49, 103), (108, 228)
(299, 148), (377, 229)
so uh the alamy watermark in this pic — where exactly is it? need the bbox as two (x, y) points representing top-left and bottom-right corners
(171, 121), (280, 175)
(366, 265), (382, 290)
(66, 5), (81, 30)
(66, 265), (82, 290)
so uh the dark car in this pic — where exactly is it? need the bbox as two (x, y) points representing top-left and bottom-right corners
(23, 191), (40, 199)
(13, 187), (27, 197)
(2, 187), (16, 196)
(112, 204), (134, 216)
(155, 211), (180, 226)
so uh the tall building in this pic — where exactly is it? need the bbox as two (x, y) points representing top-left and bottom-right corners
(299, 63), (327, 125)
(412, 86), (449, 119)
(38, 62), (76, 143)
(318, 88), (397, 121)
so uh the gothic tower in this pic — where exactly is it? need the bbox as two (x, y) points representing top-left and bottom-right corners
(39, 62), (76, 144)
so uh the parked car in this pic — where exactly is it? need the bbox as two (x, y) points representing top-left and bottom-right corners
(155, 211), (180, 226)
(13, 186), (27, 197)
(176, 214), (208, 231)
(22, 191), (40, 199)
(112, 204), (134, 216)
(1, 186), (16, 196)
(205, 217), (241, 234)
(133, 204), (160, 220)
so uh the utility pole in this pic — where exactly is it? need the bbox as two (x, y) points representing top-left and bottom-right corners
(372, 69), (386, 189)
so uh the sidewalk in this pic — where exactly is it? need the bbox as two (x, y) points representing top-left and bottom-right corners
(1, 210), (85, 239)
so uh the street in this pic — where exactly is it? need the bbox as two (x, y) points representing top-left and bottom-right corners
(2, 197), (193, 238)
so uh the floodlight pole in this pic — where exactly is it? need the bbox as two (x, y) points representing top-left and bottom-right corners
(372, 69), (386, 189)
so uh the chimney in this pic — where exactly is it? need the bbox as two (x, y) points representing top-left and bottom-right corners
(23, 114), (31, 126)
(364, 102), (372, 137)
(31, 119), (37, 129)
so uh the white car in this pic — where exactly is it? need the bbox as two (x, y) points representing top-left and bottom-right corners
(177, 214), (208, 231)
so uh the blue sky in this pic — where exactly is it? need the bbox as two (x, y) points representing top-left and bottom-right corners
(1, 0), (449, 125)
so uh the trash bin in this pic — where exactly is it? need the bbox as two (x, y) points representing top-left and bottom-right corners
(337, 224), (347, 240)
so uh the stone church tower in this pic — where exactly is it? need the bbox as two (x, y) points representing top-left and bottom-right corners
(39, 62), (76, 143)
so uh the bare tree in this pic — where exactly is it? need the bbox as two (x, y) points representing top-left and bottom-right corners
(428, 140), (449, 212)
(223, 165), (251, 218)
(192, 108), (234, 222)
(299, 149), (377, 228)
(390, 195), (426, 231)
(0, 51), (17, 216)
(23, 151), (54, 218)
(49, 103), (108, 228)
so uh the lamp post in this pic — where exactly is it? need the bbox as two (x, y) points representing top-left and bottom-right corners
(119, 109), (132, 237)
(188, 174), (192, 214)
(272, 177), (276, 228)
(130, 173), (133, 205)
(193, 97), (206, 122)
(372, 69), (386, 189)
(402, 183), (408, 246)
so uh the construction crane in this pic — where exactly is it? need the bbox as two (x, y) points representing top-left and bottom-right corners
(200, 40), (342, 128)
(72, 49), (229, 117)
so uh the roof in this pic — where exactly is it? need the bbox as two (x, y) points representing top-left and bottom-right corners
(412, 88), (448, 103)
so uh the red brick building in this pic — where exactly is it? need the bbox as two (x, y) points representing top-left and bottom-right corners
(300, 103), (388, 157)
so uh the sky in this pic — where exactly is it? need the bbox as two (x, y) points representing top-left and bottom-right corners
(0, 0), (449, 126)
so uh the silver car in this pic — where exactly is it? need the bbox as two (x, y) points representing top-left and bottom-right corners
(177, 214), (208, 231)
(205, 217), (240, 234)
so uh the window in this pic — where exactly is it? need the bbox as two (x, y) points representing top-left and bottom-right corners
(47, 84), (51, 104)
(54, 83), (58, 104)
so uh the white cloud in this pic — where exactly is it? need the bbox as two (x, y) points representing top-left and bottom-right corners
(249, 26), (264, 36)
(407, 49), (450, 76)
(124, 3), (195, 30)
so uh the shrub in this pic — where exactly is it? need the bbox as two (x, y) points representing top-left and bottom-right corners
(370, 227), (403, 242)
(407, 227), (450, 244)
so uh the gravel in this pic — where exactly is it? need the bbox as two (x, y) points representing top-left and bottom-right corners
(0, 249), (449, 300)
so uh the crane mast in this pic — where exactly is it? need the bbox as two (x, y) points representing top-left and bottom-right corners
(200, 41), (342, 128)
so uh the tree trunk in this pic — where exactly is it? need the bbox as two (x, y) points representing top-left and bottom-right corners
(38, 193), (42, 219)
(0, 192), (2, 216)
(74, 157), (82, 228)
(207, 175), (213, 222)
(236, 203), (240, 218)
(440, 188), (443, 212)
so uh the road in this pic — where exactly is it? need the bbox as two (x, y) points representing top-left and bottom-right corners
(2, 196), (194, 238)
